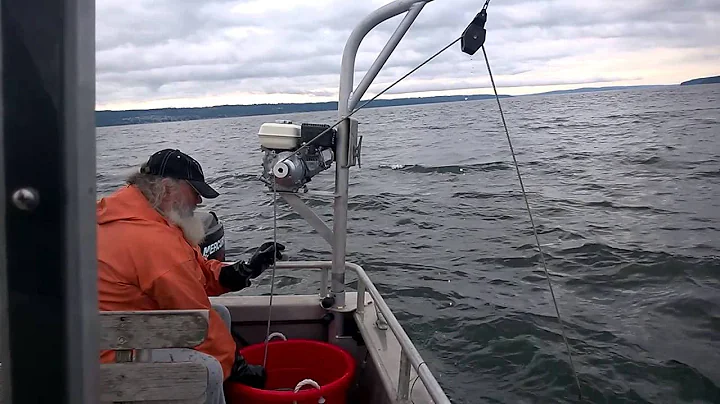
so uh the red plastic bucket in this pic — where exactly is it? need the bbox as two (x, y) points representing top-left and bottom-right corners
(225, 337), (356, 404)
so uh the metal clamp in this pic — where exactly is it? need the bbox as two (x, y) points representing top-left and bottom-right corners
(355, 135), (363, 169)
(375, 304), (388, 330)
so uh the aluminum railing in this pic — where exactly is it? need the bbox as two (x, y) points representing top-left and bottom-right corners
(274, 260), (451, 404)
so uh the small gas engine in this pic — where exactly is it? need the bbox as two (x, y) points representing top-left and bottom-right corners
(258, 120), (337, 192)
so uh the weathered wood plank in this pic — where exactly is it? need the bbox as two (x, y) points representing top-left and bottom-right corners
(99, 310), (209, 350)
(101, 400), (203, 404)
(101, 400), (204, 404)
(3, 362), (209, 404)
(100, 362), (207, 402)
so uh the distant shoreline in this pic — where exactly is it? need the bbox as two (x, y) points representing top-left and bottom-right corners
(95, 80), (714, 128)
(680, 75), (720, 86)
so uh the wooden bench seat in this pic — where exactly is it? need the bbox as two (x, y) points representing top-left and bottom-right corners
(100, 309), (210, 403)
(1, 309), (211, 403)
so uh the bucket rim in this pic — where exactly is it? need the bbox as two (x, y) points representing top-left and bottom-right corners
(229, 339), (356, 399)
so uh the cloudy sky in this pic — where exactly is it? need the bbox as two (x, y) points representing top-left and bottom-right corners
(96, 0), (720, 111)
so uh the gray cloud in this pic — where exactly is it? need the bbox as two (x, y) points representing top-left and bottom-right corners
(96, 0), (720, 109)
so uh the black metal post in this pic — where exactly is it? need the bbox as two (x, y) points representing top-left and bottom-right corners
(1, 0), (98, 402)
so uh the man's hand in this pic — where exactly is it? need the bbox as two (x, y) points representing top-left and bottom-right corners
(227, 351), (266, 389)
(219, 242), (285, 291)
(246, 241), (285, 278)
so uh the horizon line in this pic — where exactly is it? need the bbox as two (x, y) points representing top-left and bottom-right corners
(96, 83), (677, 113)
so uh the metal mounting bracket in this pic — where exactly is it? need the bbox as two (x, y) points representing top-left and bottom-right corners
(278, 192), (334, 246)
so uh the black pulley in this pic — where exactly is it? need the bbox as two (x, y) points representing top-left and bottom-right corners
(461, 9), (487, 55)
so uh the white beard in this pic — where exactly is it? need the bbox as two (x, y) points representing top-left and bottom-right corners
(167, 209), (206, 246)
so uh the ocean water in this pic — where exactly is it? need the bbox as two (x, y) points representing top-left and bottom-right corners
(96, 84), (720, 403)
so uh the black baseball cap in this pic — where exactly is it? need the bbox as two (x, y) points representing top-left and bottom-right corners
(140, 149), (220, 199)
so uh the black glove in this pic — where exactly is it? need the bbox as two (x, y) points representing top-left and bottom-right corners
(227, 350), (266, 389)
(246, 241), (285, 276)
(219, 242), (286, 291)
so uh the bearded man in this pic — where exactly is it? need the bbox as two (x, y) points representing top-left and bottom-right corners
(96, 149), (284, 404)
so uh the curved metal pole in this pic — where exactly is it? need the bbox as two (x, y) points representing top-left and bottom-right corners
(338, 0), (434, 115)
(347, 1), (427, 111)
(331, 0), (433, 309)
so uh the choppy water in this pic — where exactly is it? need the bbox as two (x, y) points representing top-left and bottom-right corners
(97, 84), (720, 403)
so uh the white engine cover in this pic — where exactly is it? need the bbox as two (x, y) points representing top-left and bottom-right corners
(258, 122), (301, 150)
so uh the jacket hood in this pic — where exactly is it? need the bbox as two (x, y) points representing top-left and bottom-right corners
(97, 185), (167, 226)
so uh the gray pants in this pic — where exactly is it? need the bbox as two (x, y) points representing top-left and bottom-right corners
(150, 303), (232, 404)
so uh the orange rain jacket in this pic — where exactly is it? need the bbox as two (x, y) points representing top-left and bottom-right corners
(97, 185), (235, 379)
